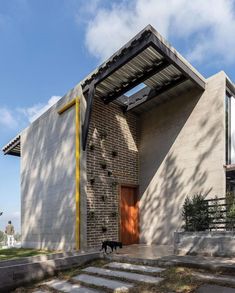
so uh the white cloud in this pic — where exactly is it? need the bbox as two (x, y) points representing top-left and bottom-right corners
(83, 0), (235, 65)
(19, 96), (61, 123)
(0, 96), (61, 131)
(0, 108), (18, 129)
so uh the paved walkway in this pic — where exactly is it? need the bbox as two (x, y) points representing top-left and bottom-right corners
(115, 244), (173, 259)
(196, 284), (235, 293)
(107, 245), (235, 272)
(29, 259), (235, 292)
(41, 261), (165, 292)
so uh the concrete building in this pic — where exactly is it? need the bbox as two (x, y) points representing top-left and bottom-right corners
(2, 25), (235, 251)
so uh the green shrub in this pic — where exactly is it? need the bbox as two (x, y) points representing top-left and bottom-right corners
(182, 193), (210, 231)
(227, 203), (235, 230)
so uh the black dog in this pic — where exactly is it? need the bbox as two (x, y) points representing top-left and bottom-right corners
(100, 241), (123, 253)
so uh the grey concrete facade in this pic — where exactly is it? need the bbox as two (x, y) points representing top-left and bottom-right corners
(139, 72), (226, 245)
(21, 85), (87, 251)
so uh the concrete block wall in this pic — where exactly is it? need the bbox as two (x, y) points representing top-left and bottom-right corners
(139, 72), (226, 245)
(86, 98), (139, 248)
(21, 85), (86, 251)
(174, 231), (235, 257)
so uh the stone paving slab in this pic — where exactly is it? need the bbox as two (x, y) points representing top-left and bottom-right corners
(73, 274), (133, 292)
(105, 262), (165, 273)
(196, 284), (235, 293)
(192, 272), (235, 286)
(83, 266), (163, 284)
(43, 279), (99, 293)
(157, 255), (235, 272)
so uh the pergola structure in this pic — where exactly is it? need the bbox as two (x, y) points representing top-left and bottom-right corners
(81, 25), (205, 150)
(2, 135), (20, 157)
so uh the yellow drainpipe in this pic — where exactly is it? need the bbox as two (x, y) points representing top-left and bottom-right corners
(58, 97), (80, 250)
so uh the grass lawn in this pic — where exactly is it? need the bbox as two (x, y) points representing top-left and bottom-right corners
(0, 248), (52, 261)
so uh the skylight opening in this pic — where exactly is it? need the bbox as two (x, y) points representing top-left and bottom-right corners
(124, 83), (146, 97)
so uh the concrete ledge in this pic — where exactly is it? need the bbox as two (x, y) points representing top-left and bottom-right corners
(157, 255), (235, 273)
(106, 253), (235, 274)
(0, 251), (102, 292)
(105, 254), (163, 266)
(174, 231), (235, 257)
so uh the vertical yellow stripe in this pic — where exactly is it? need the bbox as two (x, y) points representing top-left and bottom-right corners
(75, 97), (80, 250)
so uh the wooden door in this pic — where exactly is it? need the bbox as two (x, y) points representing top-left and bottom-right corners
(120, 186), (139, 245)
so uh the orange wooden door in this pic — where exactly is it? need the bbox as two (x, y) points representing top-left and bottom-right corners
(120, 186), (139, 245)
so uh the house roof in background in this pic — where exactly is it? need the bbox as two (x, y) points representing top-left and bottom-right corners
(2, 135), (20, 157)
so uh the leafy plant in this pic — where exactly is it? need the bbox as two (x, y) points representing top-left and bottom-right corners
(88, 210), (95, 219)
(101, 194), (107, 202)
(90, 178), (95, 185)
(111, 150), (118, 158)
(226, 191), (235, 230)
(100, 130), (107, 140)
(14, 232), (21, 242)
(107, 170), (112, 177)
(111, 211), (118, 217)
(227, 203), (235, 230)
(182, 193), (210, 231)
(89, 143), (95, 151)
(100, 160), (107, 170)
(111, 180), (118, 187)
(102, 226), (107, 233)
(0, 230), (5, 243)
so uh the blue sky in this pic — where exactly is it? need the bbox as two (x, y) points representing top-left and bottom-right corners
(1, 0), (235, 232)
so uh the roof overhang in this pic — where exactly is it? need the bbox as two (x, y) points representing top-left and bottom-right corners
(2, 135), (21, 157)
(81, 24), (206, 149)
(81, 24), (205, 104)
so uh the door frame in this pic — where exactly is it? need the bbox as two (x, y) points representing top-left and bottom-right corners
(118, 184), (139, 244)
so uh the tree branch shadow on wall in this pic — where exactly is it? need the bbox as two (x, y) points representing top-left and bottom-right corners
(21, 88), (79, 251)
(140, 84), (224, 246)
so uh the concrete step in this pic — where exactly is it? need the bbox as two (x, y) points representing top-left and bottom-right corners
(192, 272), (235, 286)
(196, 284), (235, 293)
(83, 266), (164, 284)
(105, 262), (165, 273)
(73, 274), (133, 292)
(43, 279), (100, 293)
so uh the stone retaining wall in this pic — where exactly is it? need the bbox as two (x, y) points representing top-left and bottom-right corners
(0, 251), (102, 292)
(174, 231), (235, 257)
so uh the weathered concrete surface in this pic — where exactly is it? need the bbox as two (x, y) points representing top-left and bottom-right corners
(0, 251), (88, 267)
(105, 262), (165, 273)
(21, 84), (88, 251)
(156, 255), (235, 273)
(139, 72), (226, 245)
(192, 271), (235, 286)
(111, 244), (173, 260)
(196, 284), (235, 293)
(43, 279), (99, 292)
(73, 274), (133, 292)
(83, 266), (163, 283)
(174, 231), (235, 257)
(0, 251), (101, 292)
(107, 252), (235, 273)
